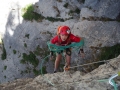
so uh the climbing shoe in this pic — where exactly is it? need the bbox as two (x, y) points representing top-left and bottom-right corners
(64, 65), (70, 71)
(54, 70), (57, 73)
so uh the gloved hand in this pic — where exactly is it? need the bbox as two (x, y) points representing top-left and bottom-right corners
(78, 49), (85, 58)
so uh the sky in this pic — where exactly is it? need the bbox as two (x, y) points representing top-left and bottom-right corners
(0, 0), (39, 35)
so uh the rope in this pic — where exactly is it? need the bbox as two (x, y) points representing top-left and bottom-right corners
(40, 40), (84, 86)
(111, 80), (118, 90)
(40, 53), (119, 88)
(69, 60), (110, 69)
(41, 40), (119, 88)
(40, 55), (55, 86)
(98, 74), (118, 90)
(109, 74), (118, 90)
(47, 40), (84, 52)
(98, 79), (118, 90)
(47, 40), (84, 71)
(98, 72), (120, 90)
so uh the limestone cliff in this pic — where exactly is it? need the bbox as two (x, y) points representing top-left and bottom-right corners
(0, 55), (120, 90)
(0, 0), (120, 85)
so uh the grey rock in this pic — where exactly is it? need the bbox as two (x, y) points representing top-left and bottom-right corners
(0, 0), (120, 85)
(81, 0), (120, 20)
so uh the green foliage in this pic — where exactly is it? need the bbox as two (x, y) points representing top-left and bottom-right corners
(24, 43), (27, 48)
(99, 44), (120, 60)
(82, 16), (120, 22)
(81, 0), (85, 3)
(34, 45), (49, 58)
(68, 10), (74, 15)
(100, 17), (113, 22)
(22, 4), (44, 21)
(25, 67), (31, 73)
(33, 69), (40, 75)
(20, 51), (39, 68)
(20, 59), (26, 64)
(4, 76), (6, 79)
(63, 3), (69, 8)
(22, 4), (69, 22)
(46, 31), (53, 37)
(40, 66), (47, 74)
(20, 45), (50, 75)
(1, 41), (6, 60)
(68, 8), (80, 15)
(75, 8), (80, 14)
(4, 66), (7, 70)
(25, 34), (29, 39)
(45, 17), (64, 22)
(20, 71), (24, 75)
(88, 44), (120, 72)
(34, 45), (43, 56)
(33, 46), (49, 75)
(13, 50), (16, 54)
(22, 3), (78, 22)
(24, 70), (29, 73)
(20, 70), (31, 75)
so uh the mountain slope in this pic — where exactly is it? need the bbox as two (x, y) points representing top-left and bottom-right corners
(0, 55), (120, 90)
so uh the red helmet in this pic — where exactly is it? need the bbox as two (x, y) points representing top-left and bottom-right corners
(58, 26), (71, 35)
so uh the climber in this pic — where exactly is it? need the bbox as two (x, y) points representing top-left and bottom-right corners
(50, 25), (85, 73)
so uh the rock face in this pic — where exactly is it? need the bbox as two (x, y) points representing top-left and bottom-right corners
(0, 55), (120, 90)
(73, 21), (120, 47)
(81, 0), (120, 20)
(0, 0), (120, 84)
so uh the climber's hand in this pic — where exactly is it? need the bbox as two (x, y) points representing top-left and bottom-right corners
(50, 56), (54, 60)
(80, 52), (85, 58)
(50, 51), (54, 60)
(78, 49), (85, 58)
